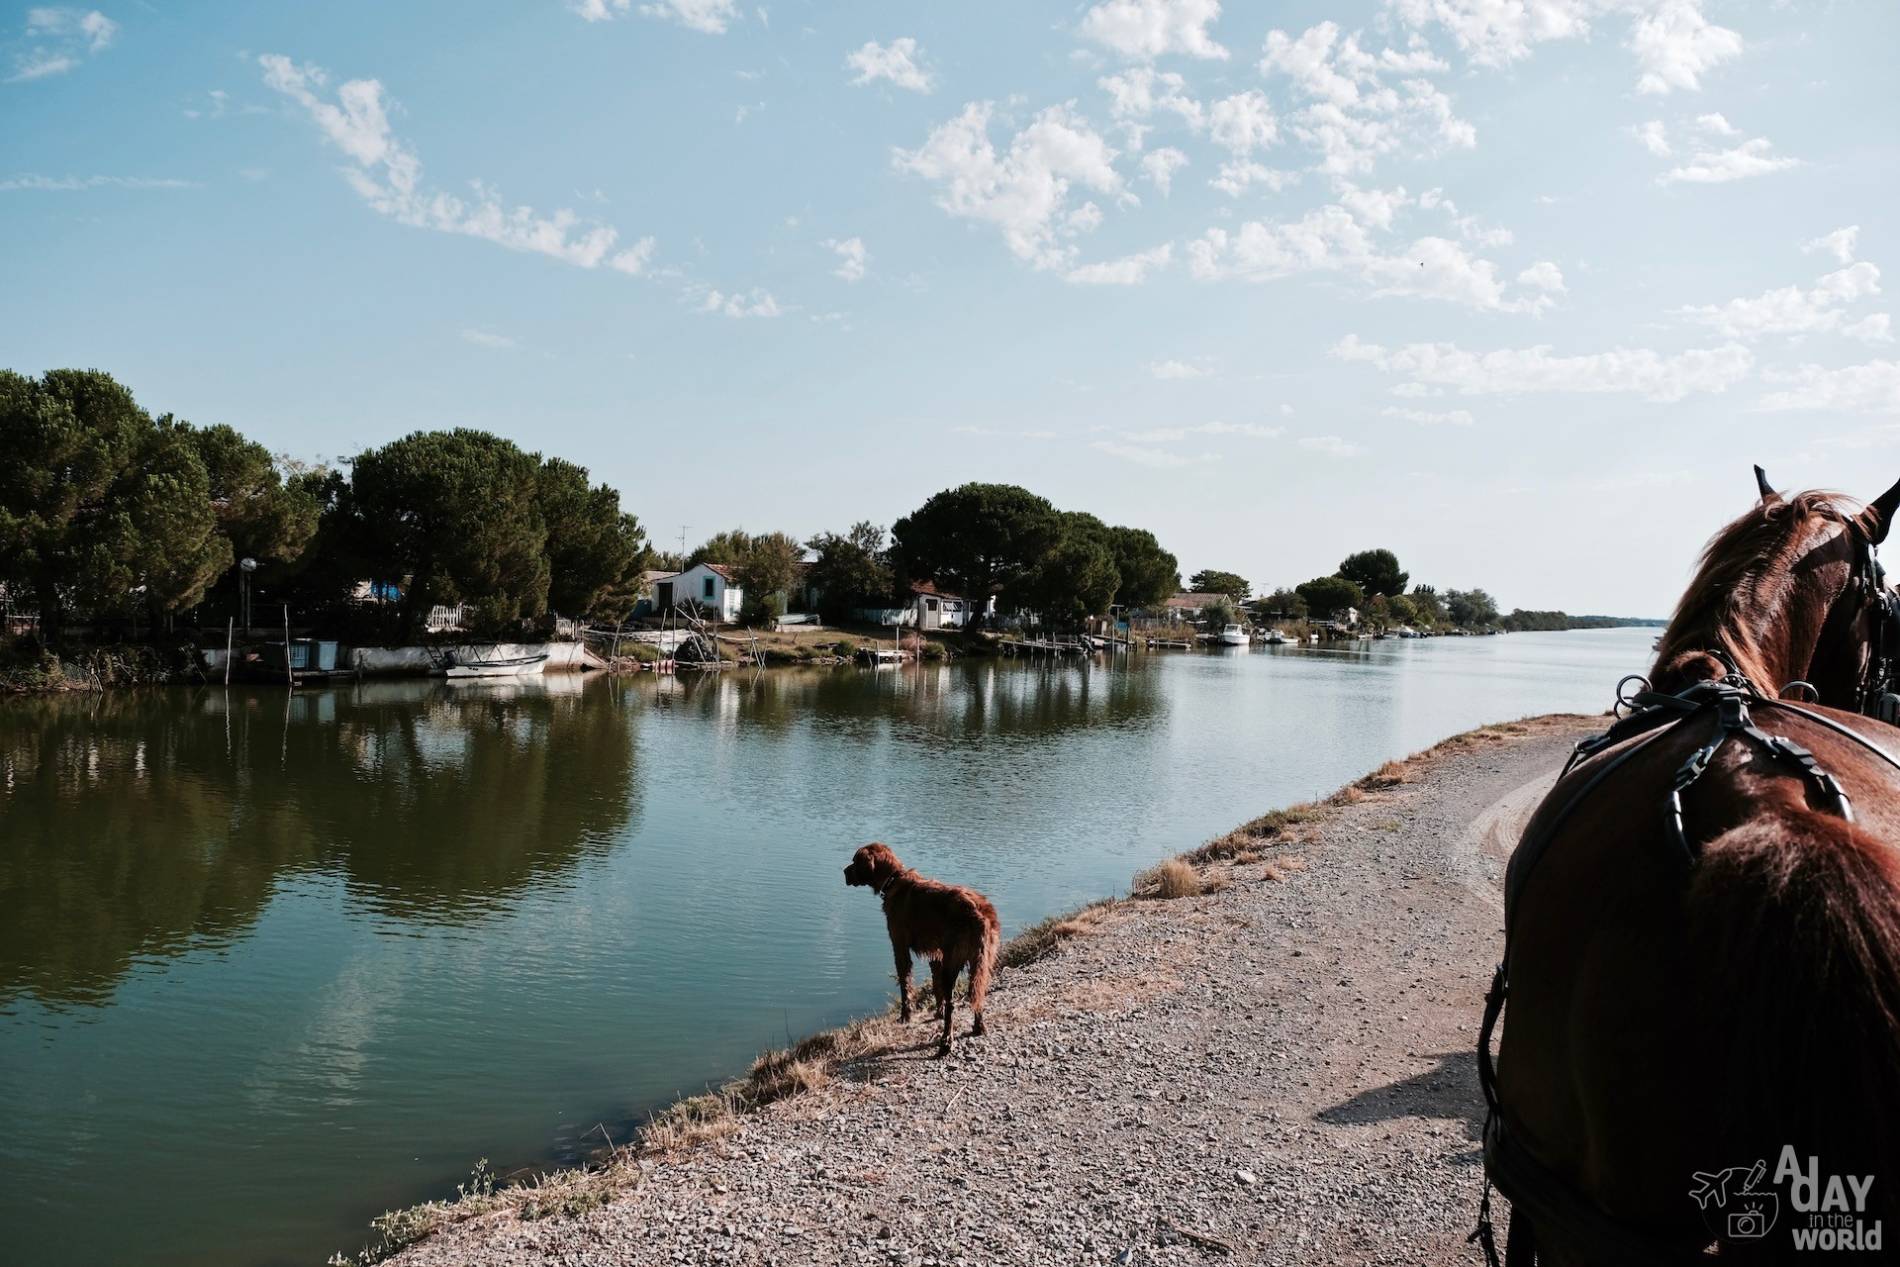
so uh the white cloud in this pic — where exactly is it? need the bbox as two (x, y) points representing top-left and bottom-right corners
(260, 55), (656, 276)
(1079, 0), (1228, 61)
(1188, 205), (1550, 312)
(826, 236), (868, 282)
(1333, 333), (1754, 402)
(1633, 120), (1671, 157)
(1630, 1), (1742, 95)
(1147, 357), (1206, 379)
(895, 101), (1124, 271)
(1390, 0), (1740, 96)
(1097, 67), (1203, 142)
(1091, 439), (1208, 468)
(1518, 261), (1566, 293)
(1678, 261), (1888, 343)
(1382, 405), (1474, 425)
(1207, 90), (1276, 152)
(1208, 159), (1297, 198)
(1694, 111), (1735, 135)
(1124, 420), (1280, 440)
(1338, 183), (1410, 230)
(1803, 226), (1859, 266)
(700, 287), (782, 317)
(0, 172), (195, 190)
(460, 329), (516, 349)
(846, 37), (933, 93)
(1260, 22), (1475, 177)
(1661, 135), (1797, 184)
(571, 0), (736, 31)
(7, 49), (75, 80)
(1139, 146), (1189, 195)
(1300, 435), (1366, 458)
(1067, 242), (1174, 285)
(1756, 361), (1900, 415)
(9, 7), (116, 81)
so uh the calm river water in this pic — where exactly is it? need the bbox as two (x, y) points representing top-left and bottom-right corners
(0, 628), (1653, 1266)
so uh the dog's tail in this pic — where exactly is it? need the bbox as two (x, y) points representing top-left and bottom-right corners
(969, 915), (999, 1014)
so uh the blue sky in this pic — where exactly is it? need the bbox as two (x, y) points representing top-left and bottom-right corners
(3, 1), (1896, 615)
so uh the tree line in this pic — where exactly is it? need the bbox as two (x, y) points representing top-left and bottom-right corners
(0, 370), (646, 641)
(1188, 549), (1631, 633)
(2, 369), (1633, 644)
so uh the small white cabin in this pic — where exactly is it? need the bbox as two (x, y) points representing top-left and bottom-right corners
(654, 563), (743, 623)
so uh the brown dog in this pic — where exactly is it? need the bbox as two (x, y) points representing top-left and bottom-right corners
(843, 843), (999, 1056)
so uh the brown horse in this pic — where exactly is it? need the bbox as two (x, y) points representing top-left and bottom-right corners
(1481, 470), (1900, 1264)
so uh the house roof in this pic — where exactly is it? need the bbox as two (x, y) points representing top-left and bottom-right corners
(910, 581), (966, 601)
(1164, 592), (1208, 609)
(689, 562), (739, 582)
(641, 569), (678, 584)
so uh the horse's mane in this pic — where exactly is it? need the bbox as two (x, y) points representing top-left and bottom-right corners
(1653, 490), (1861, 690)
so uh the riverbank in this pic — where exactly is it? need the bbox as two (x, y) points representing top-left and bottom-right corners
(336, 712), (1600, 1267)
(0, 641), (204, 693)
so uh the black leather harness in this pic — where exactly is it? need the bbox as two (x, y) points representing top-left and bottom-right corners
(1471, 583), (1900, 1265)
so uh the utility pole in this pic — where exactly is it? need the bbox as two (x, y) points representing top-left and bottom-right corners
(677, 525), (691, 561)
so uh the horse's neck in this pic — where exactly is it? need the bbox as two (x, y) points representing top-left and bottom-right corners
(1654, 620), (1802, 696)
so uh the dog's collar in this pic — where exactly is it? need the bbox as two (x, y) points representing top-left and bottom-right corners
(876, 873), (901, 898)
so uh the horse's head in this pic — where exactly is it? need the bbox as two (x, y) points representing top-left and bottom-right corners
(1653, 467), (1900, 710)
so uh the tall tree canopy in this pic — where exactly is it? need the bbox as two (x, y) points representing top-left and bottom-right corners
(1255, 586), (1307, 619)
(1410, 584), (1446, 626)
(537, 457), (648, 618)
(0, 369), (228, 630)
(1297, 574), (1364, 619)
(1445, 587), (1501, 627)
(1188, 569), (1250, 600)
(807, 521), (893, 622)
(187, 423), (320, 567)
(1106, 526), (1179, 609)
(1012, 513), (1119, 628)
(1337, 549), (1409, 598)
(891, 483), (1059, 604)
(736, 531), (805, 622)
(350, 429), (551, 636)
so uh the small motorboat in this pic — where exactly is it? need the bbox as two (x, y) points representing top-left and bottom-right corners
(1218, 623), (1249, 646)
(1263, 629), (1289, 645)
(442, 649), (550, 678)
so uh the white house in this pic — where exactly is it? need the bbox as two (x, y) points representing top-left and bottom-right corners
(652, 563), (744, 623)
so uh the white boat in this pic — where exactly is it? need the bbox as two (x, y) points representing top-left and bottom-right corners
(443, 650), (550, 678)
(1218, 623), (1249, 646)
(1263, 629), (1289, 645)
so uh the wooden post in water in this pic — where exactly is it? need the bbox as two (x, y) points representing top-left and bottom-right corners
(224, 617), (233, 686)
(282, 605), (293, 688)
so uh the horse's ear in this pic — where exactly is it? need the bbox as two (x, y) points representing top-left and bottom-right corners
(1754, 464), (1779, 504)
(1858, 475), (1900, 545)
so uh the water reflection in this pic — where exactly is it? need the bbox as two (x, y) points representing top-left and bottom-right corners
(0, 679), (640, 1008)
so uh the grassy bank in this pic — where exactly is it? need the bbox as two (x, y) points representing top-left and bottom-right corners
(329, 715), (1567, 1267)
(0, 641), (204, 693)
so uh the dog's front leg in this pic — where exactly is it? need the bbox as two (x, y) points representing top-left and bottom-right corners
(890, 935), (912, 1021)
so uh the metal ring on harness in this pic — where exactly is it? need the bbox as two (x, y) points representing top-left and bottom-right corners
(1614, 674), (1652, 717)
(1780, 680), (1820, 702)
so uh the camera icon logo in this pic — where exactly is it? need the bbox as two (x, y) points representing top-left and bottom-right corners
(1690, 1160), (1780, 1244)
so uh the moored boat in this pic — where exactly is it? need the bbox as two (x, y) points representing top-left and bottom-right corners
(1218, 622), (1249, 646)
(442, 650), (550, 678)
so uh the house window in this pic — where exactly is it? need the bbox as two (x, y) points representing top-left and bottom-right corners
(703, 576), (716, 600)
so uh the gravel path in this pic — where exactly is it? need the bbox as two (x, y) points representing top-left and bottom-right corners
(383, 715), (1600, 1267)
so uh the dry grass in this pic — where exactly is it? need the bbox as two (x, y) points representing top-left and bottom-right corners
(1186, 803), (1325, 866)
(1135, 858), (1208, 900)
(1260, 855), (1309, 884)
(998, 897), (1124, 969)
